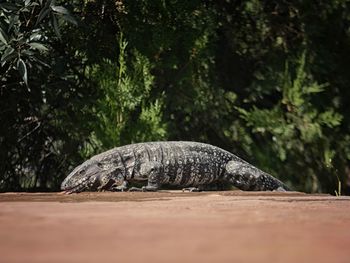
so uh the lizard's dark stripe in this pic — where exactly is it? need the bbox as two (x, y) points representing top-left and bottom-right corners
(165, 143), (176, 184)
(175, 143), (185, 185)
(130, 148), (137, 179)
(167, 143), (176, 184)
(180, 149), (193, 186)
(143, 143), (151, 162)
(159, 143), (164, 164)
(168, 143), (178, 185)
(116, 150), (127, 178)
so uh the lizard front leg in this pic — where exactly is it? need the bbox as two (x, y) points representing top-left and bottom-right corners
(109, 180), (129, 192)
(129, 161), (163, 192)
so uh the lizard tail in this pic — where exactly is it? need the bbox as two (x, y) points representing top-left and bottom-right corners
(224, 160), (290, 191)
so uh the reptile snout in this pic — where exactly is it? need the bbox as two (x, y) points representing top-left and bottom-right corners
(60, 177), (71, 191)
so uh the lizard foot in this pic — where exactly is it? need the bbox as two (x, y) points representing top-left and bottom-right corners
(110, 185), (128, 192)
(128, 187), (144, 192)
(128, 186), (158, 192)
(273, 186), (288, 192)
(109, 181), (129, 192)
(182, 187), (201, 192)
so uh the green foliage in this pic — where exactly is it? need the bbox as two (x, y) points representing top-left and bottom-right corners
(237, 52), (344, 192)
(0, 1), (95, 191)
(0, 1), (76, 87)
(86, 35), (167, 152)
(1, 0), (350, 194)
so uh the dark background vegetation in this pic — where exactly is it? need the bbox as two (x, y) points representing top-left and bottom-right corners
(1, 0), (350, 194)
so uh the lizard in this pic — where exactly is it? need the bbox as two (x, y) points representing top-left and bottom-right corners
(61, 141), (290, 193)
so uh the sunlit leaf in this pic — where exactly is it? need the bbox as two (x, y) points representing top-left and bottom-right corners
(29, 42), (48, 52)
(0, 28), (8, 45)
(29, 31), (42, 41)
(51, 5), (70, 15)
(17, 58), (28, 87)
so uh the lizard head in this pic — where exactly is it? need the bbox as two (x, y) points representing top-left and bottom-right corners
(61, 155), (125, 194)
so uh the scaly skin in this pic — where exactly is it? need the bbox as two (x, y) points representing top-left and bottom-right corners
(61, 141), (289, 193)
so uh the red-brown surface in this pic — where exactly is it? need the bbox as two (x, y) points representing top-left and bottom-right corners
(0, 191), (349, 263)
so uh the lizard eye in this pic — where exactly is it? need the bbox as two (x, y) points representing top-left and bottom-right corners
(97, 162), (103, 168)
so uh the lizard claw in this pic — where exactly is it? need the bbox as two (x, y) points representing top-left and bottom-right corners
(128, 187), (143, 192)
(182, 187), (201, 192)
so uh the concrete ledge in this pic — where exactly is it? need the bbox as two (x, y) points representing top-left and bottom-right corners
(1, 191), (349, 263)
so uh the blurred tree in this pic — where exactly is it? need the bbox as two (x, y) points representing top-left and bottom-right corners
(86, 35), (167, 152)
(1, 0), (349, 194)
(0, 0), (96, 190)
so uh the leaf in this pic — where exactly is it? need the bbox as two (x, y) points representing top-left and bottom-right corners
(306, 83), (327, 94)
(28, 1), (40, 7)
(31, 56), (50, 68)
(52, 14), (61, 39)
(17, 58), (28, 87)
(224, 91), (237, 104)
(1, 52), (17, 67)
(318, 109), (343, 128)
(1, 46), (14, 63)
(29, 31), (42, 41)
(21, 50), (35, 57)
(8, 15), (19, 32)
(35, 7), (50, 26)
(62, 14), (78, 26)
(51, 5), (70, 15)
(0, 3), (18, 11)
(0, 28), (8, 45)
(44, 0), (53, 8)
(29, 42), (48, 52)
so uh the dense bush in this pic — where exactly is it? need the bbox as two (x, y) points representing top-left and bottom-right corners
(1, 0), (349, 194)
